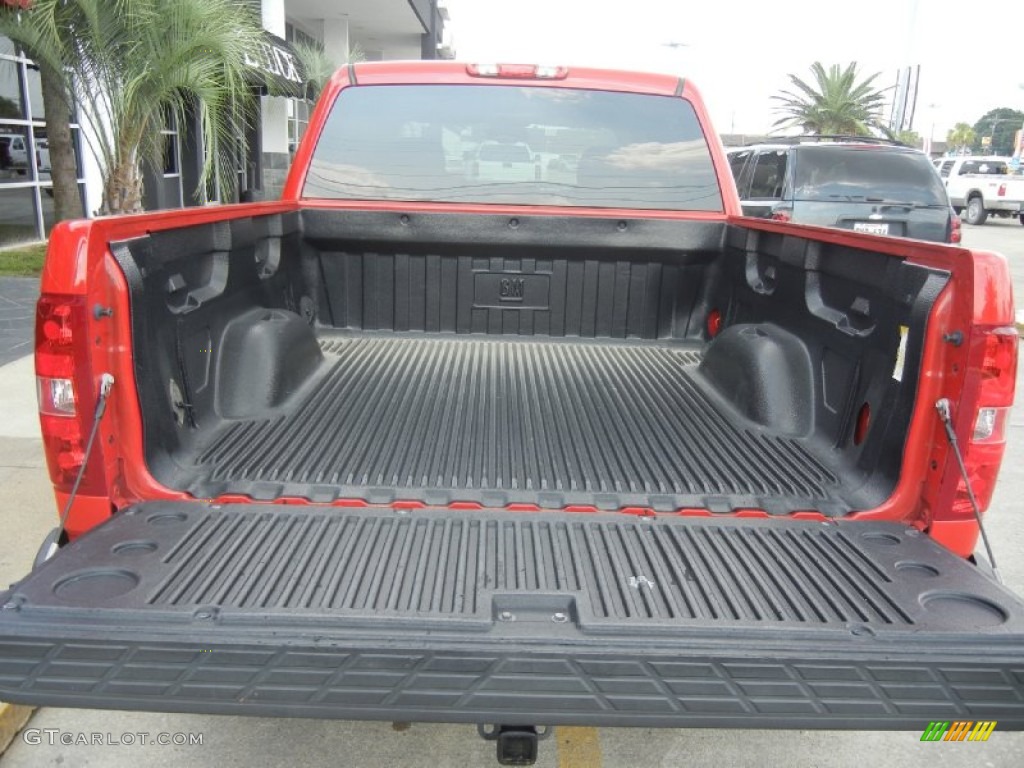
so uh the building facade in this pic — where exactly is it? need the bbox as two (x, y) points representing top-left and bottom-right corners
(0, 30), (87, 247)
(0, 0), (451, 247)
(142, 0), (452, 212)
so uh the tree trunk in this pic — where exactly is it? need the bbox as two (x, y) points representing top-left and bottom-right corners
(38, 59), (82, 223)
(104, 154), (143, 215)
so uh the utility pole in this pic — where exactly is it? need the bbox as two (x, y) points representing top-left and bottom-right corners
(923, 103), (940, 157)
(982, 118), (1005, 154)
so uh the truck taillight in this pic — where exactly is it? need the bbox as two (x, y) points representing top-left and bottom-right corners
(949, 212), (961, 244)
(35, 294), (106, 495)
(771, 211), (791, 222)
(952, 327), (1018, 515)
(37, 376), (77, 416)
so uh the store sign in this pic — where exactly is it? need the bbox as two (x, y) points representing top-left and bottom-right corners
(244, 41), (301, 85)
(243, 33), (307, 97)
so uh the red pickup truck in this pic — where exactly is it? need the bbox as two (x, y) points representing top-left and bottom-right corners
(1, 61), (1021, 763)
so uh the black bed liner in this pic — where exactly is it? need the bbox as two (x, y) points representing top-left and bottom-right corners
(114, 212), (949, 519)
(174, 336), (847, 514)
(2, 501), (1023, 728)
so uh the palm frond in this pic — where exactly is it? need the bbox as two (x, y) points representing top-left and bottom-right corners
(5, 0), (266, 211)
(292, 40), (365, 101)
(772, 61), (889, 137)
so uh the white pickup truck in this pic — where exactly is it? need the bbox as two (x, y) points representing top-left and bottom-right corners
(0, 131), (29, 175)
(935, 155), (1024, 225)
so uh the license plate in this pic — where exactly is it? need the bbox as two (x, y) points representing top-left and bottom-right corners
(853, 222), (890, 235)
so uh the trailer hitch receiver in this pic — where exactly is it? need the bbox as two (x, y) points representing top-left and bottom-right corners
(477, 724), (551, 766)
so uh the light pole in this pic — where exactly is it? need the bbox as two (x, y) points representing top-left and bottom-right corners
(923, 103), (940, 157)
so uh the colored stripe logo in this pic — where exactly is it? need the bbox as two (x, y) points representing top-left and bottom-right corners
(920, 721), (997, 742)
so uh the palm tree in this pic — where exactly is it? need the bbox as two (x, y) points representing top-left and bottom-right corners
(293, 41), (364, 102)
(38, 61), (82, 221)
(946, 123), (976, 155)
(772, 62), (889, 136)
(0, 0), (268, 214)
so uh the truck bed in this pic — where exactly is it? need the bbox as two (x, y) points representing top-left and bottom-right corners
(115, 210), (946, 517)
(179, 335), (840, 512)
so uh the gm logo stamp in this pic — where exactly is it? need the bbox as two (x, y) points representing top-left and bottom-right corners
(474, 272), (550, 309)
(499, 277), (525, 301)
(920, 721), (997, 742)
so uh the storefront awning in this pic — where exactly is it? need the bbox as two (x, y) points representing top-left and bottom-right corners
(243, 32), (308, 99)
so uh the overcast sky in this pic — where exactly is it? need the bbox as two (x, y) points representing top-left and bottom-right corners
(443, 0), (1024, 139)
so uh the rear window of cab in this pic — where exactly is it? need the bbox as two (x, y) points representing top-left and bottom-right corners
(303, 84), (724, 212)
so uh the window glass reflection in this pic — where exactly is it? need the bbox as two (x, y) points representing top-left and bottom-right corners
(0, 38), (84, 241)
(41, 184), (88, 234)
(0, 125), (32, 182)
(0, 59), (23, 117)
(32, 125), (50, 181)
(305, 85), (723, 211)
(0, 186), (38, 246)
(71, 127), (84, 179)
(25, 64), (43, 120)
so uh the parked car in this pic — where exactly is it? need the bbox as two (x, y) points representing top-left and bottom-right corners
(934, 155), (1024, 225)
(727, 138), (959, 243)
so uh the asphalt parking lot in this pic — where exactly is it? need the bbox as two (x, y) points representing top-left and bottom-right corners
(1, 219), (1024, 767)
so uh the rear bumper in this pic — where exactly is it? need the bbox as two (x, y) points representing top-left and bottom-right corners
(2, 627), (1024, 728)
(950, 197), (1024, 213)
(2, 502), (1024, 728)
(987, 200), (1024, 213)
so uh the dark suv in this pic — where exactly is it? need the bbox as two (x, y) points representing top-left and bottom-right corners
(726, 138), (959, 243)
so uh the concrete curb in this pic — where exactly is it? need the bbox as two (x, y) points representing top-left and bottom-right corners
(0, 240), (44, 254)
(0, 702), (34, 755)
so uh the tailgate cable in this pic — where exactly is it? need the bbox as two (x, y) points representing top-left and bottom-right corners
(935, 398), (1001, 583)
(53, 373), (116, 547)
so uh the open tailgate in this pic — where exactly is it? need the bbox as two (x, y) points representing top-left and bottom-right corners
(2, 502), (1024, 729)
